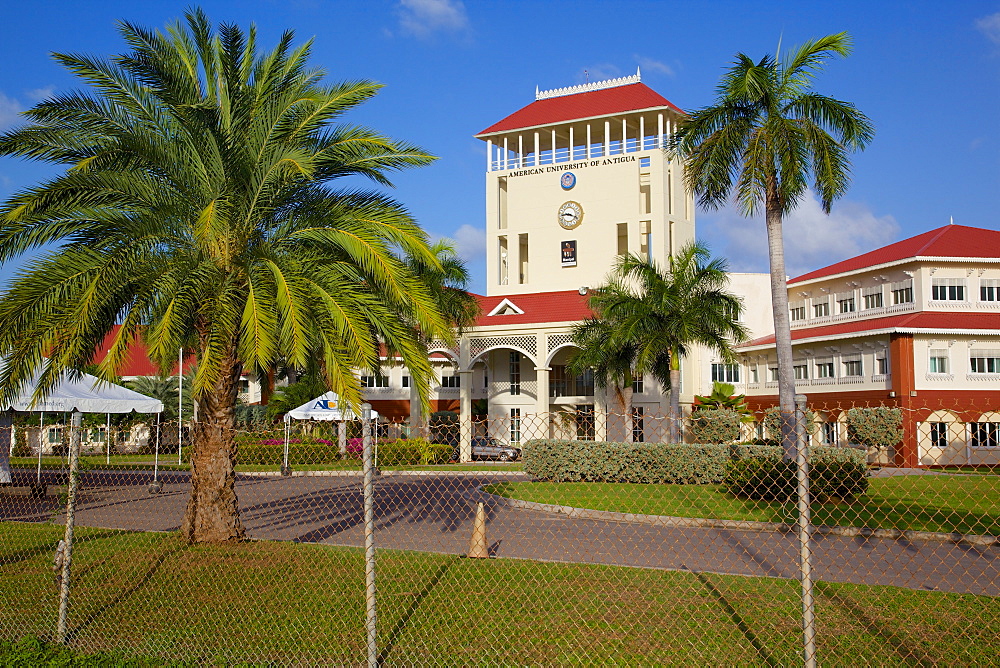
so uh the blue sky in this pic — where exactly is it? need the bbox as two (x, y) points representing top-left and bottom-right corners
(1, 0), (998, 294)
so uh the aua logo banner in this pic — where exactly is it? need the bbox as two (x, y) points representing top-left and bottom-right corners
(312, 400), (337, 410)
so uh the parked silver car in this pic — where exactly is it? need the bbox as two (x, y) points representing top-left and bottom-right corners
(461, 437), (520, 461)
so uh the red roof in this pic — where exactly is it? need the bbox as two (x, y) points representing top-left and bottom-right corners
(91, 327), (196, 377)
(790, 225), (1000, 284)
(741, 311), (1000, 348)
(475, 290), (593, 326)
(477, 83), (682, 136)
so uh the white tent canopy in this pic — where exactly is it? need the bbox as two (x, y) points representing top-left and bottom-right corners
(284, 391), (378, 422)
(1, 370), (163, 484)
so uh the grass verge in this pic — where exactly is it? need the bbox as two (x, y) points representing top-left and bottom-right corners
(485, 475), (1000, 535)
(1, 522), (998, 665)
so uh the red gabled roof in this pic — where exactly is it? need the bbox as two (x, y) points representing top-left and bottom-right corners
(740, 311), (1000, 348)
(91, 326), (195, 377)
(789, 225), (1000, 285)
(474, 290), (593, 326)
(477, 83), (683, 136)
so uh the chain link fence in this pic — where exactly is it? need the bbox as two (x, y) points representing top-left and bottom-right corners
(1, 399), (998, 665)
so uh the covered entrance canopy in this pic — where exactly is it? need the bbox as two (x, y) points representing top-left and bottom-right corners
(0, 370), (164, 484)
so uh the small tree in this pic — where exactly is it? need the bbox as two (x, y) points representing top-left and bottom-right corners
(846, 407), (903, 452)
(689, 408), (742, 443)
(763, 406), (817, 443)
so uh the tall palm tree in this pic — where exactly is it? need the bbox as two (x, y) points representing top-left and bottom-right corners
(0, 10), (453, 543)
(570, 242), (749, 443)
(670, 32), (874, 459)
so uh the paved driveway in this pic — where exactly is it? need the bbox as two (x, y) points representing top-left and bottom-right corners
(3, 469), (997, 595)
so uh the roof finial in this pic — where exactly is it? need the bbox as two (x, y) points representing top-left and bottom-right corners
(636, 65), (641, 78)
(950, 215), (954, 225)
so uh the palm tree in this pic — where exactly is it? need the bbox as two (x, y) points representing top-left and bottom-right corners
(570, 242), (749, 443)
(670, 32), (874, 460)
(0, 10), (454, 543)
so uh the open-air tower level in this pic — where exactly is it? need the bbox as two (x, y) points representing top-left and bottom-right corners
(477, 70), (695, 296)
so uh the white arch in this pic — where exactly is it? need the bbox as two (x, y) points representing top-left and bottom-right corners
(545, 342), (581, 366)
(465, 346), (538, 371)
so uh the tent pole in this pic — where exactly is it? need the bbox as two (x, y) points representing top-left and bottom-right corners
(106, 413), (111, 465)
(149, 413), (162, 494)
(282, 420), (291, 476)
(178, 347), (183, 466)
(37, 412), (44, 486)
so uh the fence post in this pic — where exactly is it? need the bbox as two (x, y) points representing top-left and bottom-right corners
(362, 403), (377, 667)
(55, 410), (83, 644)
(794, 394), (816, 667)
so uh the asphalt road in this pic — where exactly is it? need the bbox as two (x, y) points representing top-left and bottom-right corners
(2, 469), (997, 596)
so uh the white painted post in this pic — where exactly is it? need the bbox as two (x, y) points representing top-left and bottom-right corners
(502, 137), (508, 170)
(361, 403), (377, 666)
(551, 129), (557, 162)
(486, 139), (492, 171)
(517, 134), (523, 168)
(586, 124), (592, 159)
(639, 116), (645, 151)
(568, 126), (574, 161)
(534, 132), (539, 167)
(604, 120), (610, 156)
(177, 347), (183, 466)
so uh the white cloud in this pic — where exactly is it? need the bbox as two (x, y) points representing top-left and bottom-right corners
(976, 12), (1000, 45)
(442, 223), (486, 263)
(396, 0), (470, 38)
(699, 191), (899, 279)
(634, 55), (674, 77)
(0, 92), (23, 130)
(25, 86), (55, 103)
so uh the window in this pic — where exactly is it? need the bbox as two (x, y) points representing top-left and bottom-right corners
(816, 362), (835, 378)
(929, 422), (949, 449)
(970, 422), (999, 448)
(632, 406), (645, 442)
(928, 350), (949, 374)
(576, 405), (595, 441)
(793, 364), (808, 380)
(575, 368), (595, 396)
(639, 156), (651, 168)
(402, 375), (410, 388)
(768, 367), (779, 381)
(239, 379), (250, 394)
(970, 351), (1000, 374)
(498, 236), (508, 285)
(440, 375), (461, 388)
(931, 278), (966, 301)
(360, 375), (388, 388)
(837, 294), (855, 313)
(48, 428), (62, 444)
(617, 223), (628, 257)
(813, 301), (830, 318)
(518, 233), (529, 284)
(843, 359), (863, 377)
(632, 375), (644, 394)
(750, 367), (759, 384)
(509, 351), (521, 395)
(862, 288), (883, 310)
(790, 306), (806, 321)
(510, 408), (521, 443)
(822, 421), (838, 445)
(90, 427), (107, 443)
(550, 365), (567, 396)
(890, 280), (913, 305)
(711, 364), (740, 383)
(981, 279), (1000, 302)
(876, 356), (889, 375)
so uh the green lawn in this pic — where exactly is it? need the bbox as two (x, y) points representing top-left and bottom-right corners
(1, 523), (997, 665)
(486, 475), (1000, 535)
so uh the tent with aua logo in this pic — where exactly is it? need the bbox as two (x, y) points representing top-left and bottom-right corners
(279, 392), (378, 473)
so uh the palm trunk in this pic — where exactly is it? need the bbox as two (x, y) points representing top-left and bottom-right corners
(180, 343), (245, 544)
(668, 350), (681, 443)
(765, 183), (797, 461)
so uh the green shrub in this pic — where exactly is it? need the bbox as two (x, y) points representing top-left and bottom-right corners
(524, 439), (866, 485)
(11, 428), (32, 457)
(762, 406), (817, 443)
(421, 443), (454, 465)
(376, 438), (452, 466)
(846, 407), (903, 450)
(724, 457), (869, 501)
(688, 409), (742, 443)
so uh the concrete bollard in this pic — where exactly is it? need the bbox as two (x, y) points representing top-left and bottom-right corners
(466, 501), (489, 559)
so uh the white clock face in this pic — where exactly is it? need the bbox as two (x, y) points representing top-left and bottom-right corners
(558, 201), (583, 230)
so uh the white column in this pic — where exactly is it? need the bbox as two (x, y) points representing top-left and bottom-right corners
(518, 134), (523, 168)
(604, 120), (610, 156)
(622, 118), (627, 153)
(534, 366), (550, 440)
(486, 138), (493, 171)
(568, 126), (574, 161)
(586, 124), (592, 159)
(658, 113), (664, 149)
(639, 116), (645, 151)
(503, 136), (508, 170)
(551, 129), (557, 162)
(534, 131), (540, 167)
(459, 336), (472, 463)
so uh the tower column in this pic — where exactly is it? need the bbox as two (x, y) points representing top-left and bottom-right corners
(486, 139), (492, 171)
(518, 134), (523, 168)
(502, 136), (508, 170)
(551, 129), (557, 162)
(639, 116), (645, 150)
(604, 120), (610, 156)
(459, 336), (472, 463)
(534, 131), (539, 166)
(568, 126), (574, 160)
(586, 124), (592, 159)
(658, 113), (664, 148)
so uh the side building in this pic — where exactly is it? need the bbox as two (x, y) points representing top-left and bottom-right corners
(738, 224), (1000, 467)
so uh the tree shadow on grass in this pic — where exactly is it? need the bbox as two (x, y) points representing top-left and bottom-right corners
(692, 569), (779, 667)
(0, 530), (126, 568)
(377, 556), (459, 665)
(67, 542), (188, 643)
(814, 581), (937, 667)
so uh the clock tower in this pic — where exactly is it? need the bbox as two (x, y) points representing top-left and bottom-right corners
(476, 70), (694, 297)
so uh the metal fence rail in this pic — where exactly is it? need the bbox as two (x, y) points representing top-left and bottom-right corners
(1, 399), (998, 665)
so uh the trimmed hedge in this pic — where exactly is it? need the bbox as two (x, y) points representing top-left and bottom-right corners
(376, 439), (453, 466)
(523, 439), (866, 484)
(688, 409), (742, 443)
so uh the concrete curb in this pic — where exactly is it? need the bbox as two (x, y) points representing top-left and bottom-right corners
(479, 488), (999, 547)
